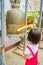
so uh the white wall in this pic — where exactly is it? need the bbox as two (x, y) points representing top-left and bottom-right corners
(4, 0), (11, 14)
(20, 0), (40, 12)
(4, 0), (41, 13)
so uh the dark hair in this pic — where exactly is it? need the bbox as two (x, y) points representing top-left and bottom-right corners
(28, 29), (41, 44)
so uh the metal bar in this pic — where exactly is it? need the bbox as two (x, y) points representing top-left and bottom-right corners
(0, 0), (1, 31)
(1, 0), (4, 44)
(24, 0), (28, 51)
(1, 0), (6, 65)
(39, 0), (42, 29)
(39, 0), (43, 49)
(8, 33), (26, 37)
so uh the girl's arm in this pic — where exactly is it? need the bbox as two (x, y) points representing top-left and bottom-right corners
(18, 50), (28, 59)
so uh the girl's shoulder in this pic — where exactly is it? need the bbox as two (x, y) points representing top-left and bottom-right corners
(26, 44), (39, 54)
(27, 43), (39, 48)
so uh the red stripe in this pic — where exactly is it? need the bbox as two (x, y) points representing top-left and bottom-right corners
(27, 46), (35, 56)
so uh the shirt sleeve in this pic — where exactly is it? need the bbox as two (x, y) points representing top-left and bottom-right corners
(24, 46), (31, 55)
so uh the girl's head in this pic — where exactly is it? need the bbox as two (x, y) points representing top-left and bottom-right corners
(28, 28), (41, 44)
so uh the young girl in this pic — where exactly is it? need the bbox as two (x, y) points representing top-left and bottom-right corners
(18, 28), (41, 65)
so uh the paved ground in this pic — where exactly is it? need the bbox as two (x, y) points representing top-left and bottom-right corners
(39, 49), (43, 65)
(5, 42), (43, 65)
(5, 47), (25, 65)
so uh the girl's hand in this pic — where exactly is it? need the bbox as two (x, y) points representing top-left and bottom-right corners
(18, 50), (23, 56)
(18, 50), (28, 59)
